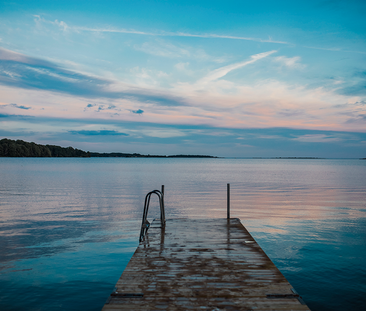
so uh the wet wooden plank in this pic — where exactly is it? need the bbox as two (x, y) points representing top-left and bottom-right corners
(103, 218), (310, 310)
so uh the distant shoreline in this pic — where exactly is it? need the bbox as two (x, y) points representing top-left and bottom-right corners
(89, 152), (218, 158)
(0, 138), (218, 158)
(1, 138), (364, 159)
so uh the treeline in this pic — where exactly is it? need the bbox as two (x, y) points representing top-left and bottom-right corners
(167, 154), (216, 158)
(89, 152), (216, 158)
(0, 139), (90, 157)
(89, 152), (166, 158)
(0, 138), (218, 158)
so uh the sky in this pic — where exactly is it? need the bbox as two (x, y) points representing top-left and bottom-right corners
(0, 0), (366, 157)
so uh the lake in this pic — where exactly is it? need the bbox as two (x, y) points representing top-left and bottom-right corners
(0, 158), (365, 310)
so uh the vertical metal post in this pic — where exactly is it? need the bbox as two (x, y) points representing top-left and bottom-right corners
(161, 185), (165, 226)
(227, 183), (230, 219)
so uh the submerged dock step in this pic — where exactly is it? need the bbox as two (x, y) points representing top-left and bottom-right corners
(103, 218), (310, 310)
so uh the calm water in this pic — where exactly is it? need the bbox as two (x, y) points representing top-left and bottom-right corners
(0, 158), (365, 310)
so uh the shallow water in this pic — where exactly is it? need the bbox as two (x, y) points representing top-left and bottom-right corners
(0, 158), (365, 310)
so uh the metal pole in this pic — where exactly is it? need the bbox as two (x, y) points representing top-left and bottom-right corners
(227, 183), (230, 219)
(161, 185), (165, 227)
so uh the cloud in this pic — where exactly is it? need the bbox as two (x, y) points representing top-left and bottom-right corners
(254, 134), (288, 140)
(35, 16), (288, 45)
(292, 134), (342, 143)
(134, 40), (226, 63)
(129, 66), (169, 87)
(137, 128), (187, 138)
(69, 130), (128, 136)
(83, 103), (95, 112)
(96, 104), (118, 112)
(34, 15), (70, 32)
(345, 114), (366, 124)
(53, 20), (69, 32)
(0, 47), (55, 67)
(175, 62), (193, 75)
(134, 41), (190, 58)
(273, 56), (305, 69)
(303, 45), (366, 55)
(0, 48), (186, 106)
(0, 103), (32, 110)
(131, 109), (144, 114)
(340, 71), (366, 96)
(10, 103), (31, 110)
(277, 109), (307, 117)
(172, 32), (287, 44)
(1, 45), (364, 134)
(0, 49), (110, 96)
(3, 111), (365, 157)
(32, 16), (366, 57)
(196, 50), (277, 86)
(0, 113), (13, 118)
(354, 101), (366, 105)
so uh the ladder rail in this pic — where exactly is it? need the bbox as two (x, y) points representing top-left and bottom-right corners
(139, 188), (165, 242)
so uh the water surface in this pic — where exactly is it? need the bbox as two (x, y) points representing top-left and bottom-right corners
(0, 158), (365, 310)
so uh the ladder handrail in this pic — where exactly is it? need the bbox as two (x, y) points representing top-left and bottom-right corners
(139, 189), (165, 242)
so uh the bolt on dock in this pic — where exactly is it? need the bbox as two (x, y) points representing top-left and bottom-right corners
(103, 187), (310, 310)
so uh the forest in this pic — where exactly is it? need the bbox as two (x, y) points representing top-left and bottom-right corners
(0, 138), (217, 158)
(0, 139), (90, 157)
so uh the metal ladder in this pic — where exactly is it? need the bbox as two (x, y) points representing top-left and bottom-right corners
(139, 185), (166, 242)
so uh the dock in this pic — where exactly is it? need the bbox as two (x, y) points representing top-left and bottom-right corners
(102, 217), (310, 310)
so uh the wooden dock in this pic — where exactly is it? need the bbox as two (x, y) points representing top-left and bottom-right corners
(103, 218), (310, 310)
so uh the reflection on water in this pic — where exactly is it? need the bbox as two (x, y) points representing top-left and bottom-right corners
(0, 158), (365, 310)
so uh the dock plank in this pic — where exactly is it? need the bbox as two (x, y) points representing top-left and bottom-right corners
(103, 218), (310, 310)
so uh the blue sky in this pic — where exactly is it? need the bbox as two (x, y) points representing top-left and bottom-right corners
(0, 0), (365, 157)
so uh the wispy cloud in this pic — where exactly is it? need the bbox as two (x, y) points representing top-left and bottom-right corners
(135, 128), (187, 138)
(1, 47), (365, 133)
(0, 47), (110, 95)
(196, 50), (277, 86)
(345, 114), (366, 124)
(0, 47), (54, 67)
(0, 103), (32, 110)
(172, 32), (287, 44)
(340, 71), (366, 96)
(354, 101), (366, 106)
(134, 41), (190, 58)
(134, 40), (226, 62)
(32, 16), (366, 56)
(292, 134), (342, 143)
(34, 16), (288, 45)
(69, 130), (128, 136)
(174, 62), (194, 75)
(0, 48), (186, 106)
(273, 56), (306, 69)
(303, 45), (366, 55)
(277, 109), (307, 117)
(129, 66), (169, 87)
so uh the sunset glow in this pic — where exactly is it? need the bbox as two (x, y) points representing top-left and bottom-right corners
(1, 1), (365, 157)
